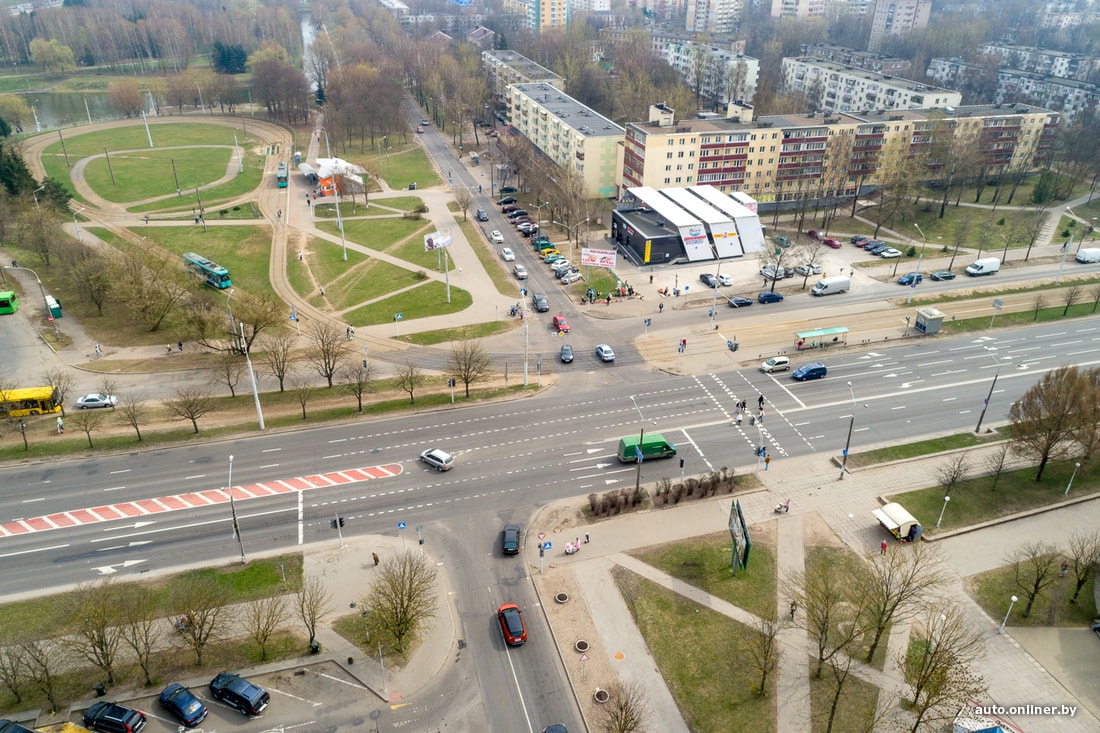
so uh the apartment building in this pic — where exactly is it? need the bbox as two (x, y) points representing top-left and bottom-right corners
(620, 102), (1056, 204)
(482, 50), (564, 102)
(782, 58), (961, 115)
(686, 0), (743, 33)
(800, 43), (913, 76)
(980, 43), (1100, 82)
(868, 0), (932, 52)
(507, 83), (625, 198)
(664, 42), (760, 103)
(770, 0), (827, 18)
(600, 27), (746, 58)
(502, 0), (569, 32)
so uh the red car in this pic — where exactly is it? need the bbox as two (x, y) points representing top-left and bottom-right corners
(552, 315), (570, 333)
(807, 230), (823, 241)
(498, 603), (527, 645)
(822, 238), (841, 249)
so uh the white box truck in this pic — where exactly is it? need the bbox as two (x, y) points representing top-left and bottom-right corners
(811, 276), (850, 296)
(1076, 248), (1100, 264)
(965, 258), (1000, 276)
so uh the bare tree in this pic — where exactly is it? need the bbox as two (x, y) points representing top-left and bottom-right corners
(1062, 284), (1082, 316)
(165, 386), (215, 434)
(1066, 530), (1100, 603)
(855, 543), (947, 663)
(244, 595), (289, 661)
(69, 408), (107, 448)
(597, 679), (651, 733)
(396, 361), (423, 404)
(293, 576), (333, 648)
(20, 639), (64, 712)
(739, 616), (781, 696)
(1008, 366), (1084, 480)
(901, 605), (986, 733)
(453, 185), (474, 221)
(1007, 541), (1062, 617)
(116, 583), (161, 686)
(448, 341), (492, 398)
(290, 373), (315, 419)
(935, 453), (969, 497)
(984, 443), (1011, 491)
(307, 322), (348, 387)
(789, 553), (868, 678)
(172, 576), (234, 665)
(1090, 284), (1100, 313)
(363, 550), (437, 653)
(41, 367), (76, 416)
(259, 332), (295, 392)
(1032, 293), (1046, 320)
(341, 360), (376, 412)
(211, 351), (245, 397)
(0, 640), (26, 703)
(63, 579), (123, 684)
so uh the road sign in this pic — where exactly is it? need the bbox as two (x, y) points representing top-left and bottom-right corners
(579, 653), (589, 662)
(992, 299), (1003, 311)
(542, 541), (552, 550)
(398, 521), (407, 530)
(537, 532), (546, 541)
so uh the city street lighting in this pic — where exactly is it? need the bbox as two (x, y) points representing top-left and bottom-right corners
(936, 495), (951, 528)
(709, 260), (726, 329)
(629, 395), (657, 493)
(4, 264), (59, 341)
(999, 595), (1018, 634)
(322, 129), (348, 261)
(839, 382), (857, 480)
(225, 454), (246, 564)
(32, 184), (46, 207)
(908, 223), (928, 305)
(1065, 462), (1081, 496)
(975, 347), (1009, 434)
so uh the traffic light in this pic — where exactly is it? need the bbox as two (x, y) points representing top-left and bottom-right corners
(330, 519), (337, 529)
(339, 517), (345, 528)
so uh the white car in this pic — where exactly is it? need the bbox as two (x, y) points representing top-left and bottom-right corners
(513, 265), (528, 280)
(717, 273), (734, 287)
(795, 263), (824, 276)
(878, 248), (902, 258)
(76, 393), (118, 409)
(500, 247), (515, 261)
(491, 231), (504, 245)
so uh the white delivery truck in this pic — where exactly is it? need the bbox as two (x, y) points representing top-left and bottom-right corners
(1076, 248), (1100, 264)
(965, 258), (1000, 276)
(811, 276), (850, 296)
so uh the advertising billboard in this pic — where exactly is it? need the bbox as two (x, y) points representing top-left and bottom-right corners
(424, 229), (452, 251)
(581, 248), (617, 268)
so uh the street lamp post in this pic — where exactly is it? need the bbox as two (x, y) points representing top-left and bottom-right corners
(32, 184), (46, 207)
(4, 265), (59, 341)
(322, 129), (348, 261)
(908, 223), (927, 305)
(629, 396), (657, 493)
(1065, 462), (1081, 496)
(936, 495), (951, 528)
(709, 260), (725, 329)
(999, 595), (1018, 634)
(225, 455), (247, 564)
(240, 322), (266, 431)
(839, 382), (857, 480)
(974, 347), (1007, 434)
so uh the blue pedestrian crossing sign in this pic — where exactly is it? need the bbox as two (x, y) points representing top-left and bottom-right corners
(542, 541), (552, 550)
(398, 521), (407, 530)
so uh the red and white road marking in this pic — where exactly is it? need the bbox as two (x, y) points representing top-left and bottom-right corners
(0, 462), (403, 538)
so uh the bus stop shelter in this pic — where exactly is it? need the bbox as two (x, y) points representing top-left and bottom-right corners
(795, 326), (848, 351)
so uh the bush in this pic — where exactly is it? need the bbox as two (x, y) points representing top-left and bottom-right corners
(414, 270), (429, 280)
(906, 245), (917, 257)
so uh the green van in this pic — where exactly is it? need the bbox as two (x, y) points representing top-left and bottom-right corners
(617, 433), (677, 463)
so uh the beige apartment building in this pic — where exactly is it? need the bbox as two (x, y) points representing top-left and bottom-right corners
(621, 103), (1057, 204)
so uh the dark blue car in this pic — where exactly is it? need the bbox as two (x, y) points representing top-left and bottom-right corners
(758, 291), (784, 304)
(792, 362), (828, 381)
(159, 684), (208, 728)
(898, 273), (923, 286)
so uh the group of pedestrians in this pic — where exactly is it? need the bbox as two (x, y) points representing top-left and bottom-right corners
(733, 395), (767, 426)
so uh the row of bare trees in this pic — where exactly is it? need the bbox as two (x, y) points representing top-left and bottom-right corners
(1005, 532), (1100, 620)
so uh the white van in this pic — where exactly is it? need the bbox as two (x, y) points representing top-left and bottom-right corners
(1076, 248), (1100, 264)
(760, 356), (790, 373)
(811, 276), (850, 296)
(965, 258), (1000, 276)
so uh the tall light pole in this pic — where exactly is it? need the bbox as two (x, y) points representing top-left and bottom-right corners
(936, 495), (951, 528)
(839, 381), (857, 480)
(32, 184), (46, 207)
(1065, 462), (1081, 496)
(240, 322), (266, 431)
(908, 223), (927, 305)
(975, 347), (1008, 434)
(225, 455), (246, 564)
(322, 129), (348, 261)
(629, 396), (657, 493)
(999, 595), (1018, 634)
(710, 260), (725, 329)
(4, 265), (59, 341)
(224, 288), (235, 332)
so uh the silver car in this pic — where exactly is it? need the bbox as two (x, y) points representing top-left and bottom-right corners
(419, 448), (454, 471)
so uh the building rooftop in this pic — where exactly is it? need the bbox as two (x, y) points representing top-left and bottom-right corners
(484, 50), (561, 82)
(786, 58), (958, 94)
(512, 83), (625, 138)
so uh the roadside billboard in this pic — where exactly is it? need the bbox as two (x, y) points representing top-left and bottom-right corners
(581, 248), (617, 268)
(424, 229), (452, 251)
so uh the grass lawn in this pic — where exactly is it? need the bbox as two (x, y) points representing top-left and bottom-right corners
(341, 281), (472, 326)
(397, 321), (516, 345)
(970, 561), (1096, 629)
(934, 294), (1100, 334)
(808, 663), (881, 733)
(128, 225), (275, 297)
(612, 567), (775, 733)
(888, 456), (1098, 535)
(846, 433), (997, 468)
(628, 532), (777, 621)
(317, 216), (431, 260)
(805, 546), (891, 670)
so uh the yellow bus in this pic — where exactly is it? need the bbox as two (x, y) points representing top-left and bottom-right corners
(0, 386), (63, 416)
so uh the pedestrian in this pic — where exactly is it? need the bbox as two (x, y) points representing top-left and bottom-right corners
(881, 538), (888, 555)
(56, 416), (64, 434)
(606, 294), (611, 305)
(143, 214), (149, 224)
(758, 394), (765, 410)
(166, 344), (173, 355)
(320, 287), (325, 296)
(789, 601), (797, 621)
(372, 552), (380, 566)
(297, 251), (303, 261)
(346, 326), (352, 340)
(478, 184), (482, 193)
(1060, 561), (1068, 577)
(177, 341), (183, 352)
(741, 400), (748, 413)
(194, 215), (200, 225)
(276, 209), (282, 220)
(758, 408), (765, 422)
(575, 537), (580, 548)
(94, 343), (102, 357)
(584, 533), (590, 544)
(306, 198), (311, 208)
(764, 455), (771, 470)
(658, 302), (664, 313)
(736, 413), (742, 427)
(649, 274), (654, 284)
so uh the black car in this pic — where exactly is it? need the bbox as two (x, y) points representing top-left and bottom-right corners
(503, 524), (522, 554)
(560, 344), (574, 363)
(931, 270), (956, 281)
(500, 186), (518, 194)
(0, 720), (38, 733)
(497, 196), (517, 205)
(158, 684), (208, 728)
(476, 209), (488, 221)
(209, 672), (270, 716)
(699, 273), (718, 288)
(727, 296), (753, 308)
(83, 701), (147, 733)
(532, 293), (549, 312)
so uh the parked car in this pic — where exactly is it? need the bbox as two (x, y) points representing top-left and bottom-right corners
(476, 209), (488, 222)
(82, 702), (147, 733)
(159, 684), (208, 728)
(502, 524), (522, 554)
(407, 182), (416, 190)
(795, 263), (824, 276)
(699, 273), (718, 288)
(556, 267), (580, 279)
(552, 314), (570, 333)
(758, 291), (784, 304)
(878, 247), (902, 258)
(792, 362), (828, 381)
(550, 260), (572, 275)
(850, 234), (870, 244)
(498, 196), (517, 206)
(930, 270), (956, 281)
(560, 344), (574, 363)
(77, 393), (118, 409)
(498, 603), (527, 646)
(545, 253), (565, 264)
(808, 230), (823, 241)
(502, 204), (521, 214)
(208, 672), (270, 716)
(862, 240), (887, 250)
(506, 209), (528, 220)
(499, 186), (518, 194)
(539, 248), (560, 258)
(516, 222), (537, 234)
(822, 238), (842, 249)
(595, 344), (615, 362)
(0, 720), (37, 733)
(419, 448), (455, 471)
(717, 273), (734, 287)
(532, 293), (549, 312)
(561, 271), (584, 284)
(897, 272), (923, 285)
(760, 264), (794, 280)
(865, 242), (890, 255)
(492, 231), (505, 244)
(513, 265), (528, 280)
(521, 226), (540, 237)
(727, 296), (753, 308)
